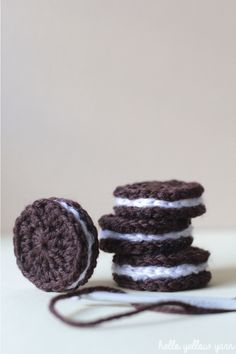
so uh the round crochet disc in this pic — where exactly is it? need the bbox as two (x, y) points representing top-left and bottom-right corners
(13, 198), (99, 292)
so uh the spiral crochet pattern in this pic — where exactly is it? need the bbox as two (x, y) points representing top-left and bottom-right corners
(13, 198), (99, 292)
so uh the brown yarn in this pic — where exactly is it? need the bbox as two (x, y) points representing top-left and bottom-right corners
(49, 286), (235, 327)
(13, 198), (99, 292)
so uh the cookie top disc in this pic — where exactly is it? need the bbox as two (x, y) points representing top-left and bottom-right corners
(114, 180), (204, 201)
(113, 246), (210, 267)
(13, 198), (99, 292)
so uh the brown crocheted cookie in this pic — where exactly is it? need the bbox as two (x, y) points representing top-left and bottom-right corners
(99, 214), (192, 255)
(112, 247), (211, 292)
(113, 180), (206, 220)
(13, 198), (99, 292)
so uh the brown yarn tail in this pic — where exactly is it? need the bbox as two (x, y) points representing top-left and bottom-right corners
(49, 286), (236, 327)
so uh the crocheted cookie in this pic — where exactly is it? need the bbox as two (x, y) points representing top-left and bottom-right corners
(13, 198), (99, 292)
(99, 214), (193, 255)
(112, 247), (211, 292)
(113, 180), (206, 220)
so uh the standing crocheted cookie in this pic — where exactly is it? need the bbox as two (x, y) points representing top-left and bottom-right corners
(13, 198), (99, 292)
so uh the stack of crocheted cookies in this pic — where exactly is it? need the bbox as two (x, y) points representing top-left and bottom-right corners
(99, 180), (211, 292)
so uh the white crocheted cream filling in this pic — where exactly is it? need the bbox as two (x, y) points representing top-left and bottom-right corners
(100, 226), (192, 242)
(115, 197), (203, 209)
(57, 200), (95, 288)
(113, 262), (208, 281)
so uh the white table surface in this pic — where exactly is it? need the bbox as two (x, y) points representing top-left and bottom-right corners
(2, 229), (236, 354)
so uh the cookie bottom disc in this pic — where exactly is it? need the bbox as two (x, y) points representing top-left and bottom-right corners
(100, 236), (193, 255)
(114, 205), (206, 221)
(113, 271), (212, 292)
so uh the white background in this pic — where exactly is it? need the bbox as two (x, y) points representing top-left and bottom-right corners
(2, 0), (236, 233)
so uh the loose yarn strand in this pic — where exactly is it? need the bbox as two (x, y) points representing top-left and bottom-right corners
(49, 286), (236, 328)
